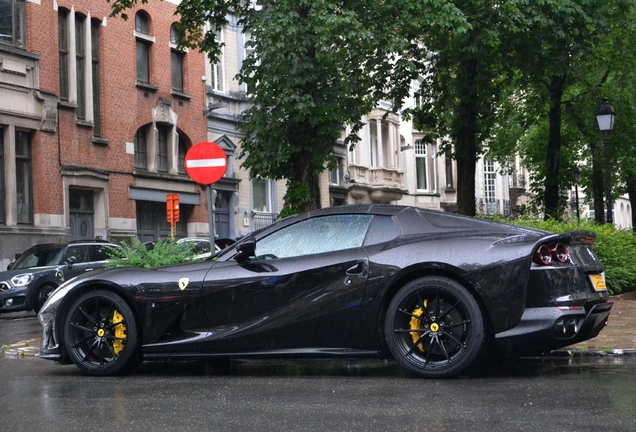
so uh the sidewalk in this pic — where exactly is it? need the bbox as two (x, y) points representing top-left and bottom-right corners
(556, 291), (636, 357)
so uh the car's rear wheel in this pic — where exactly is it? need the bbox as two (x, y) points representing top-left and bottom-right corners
(64, 290), (140, 376)
(385, 276), (486, 378)
(34, 283), (57, 313)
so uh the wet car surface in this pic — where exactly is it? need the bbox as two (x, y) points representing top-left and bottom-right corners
(37, 205), (612, 378)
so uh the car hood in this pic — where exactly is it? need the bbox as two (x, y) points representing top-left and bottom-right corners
(0, 266), (65, 280)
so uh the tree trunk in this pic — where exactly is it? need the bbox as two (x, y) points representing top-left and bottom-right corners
(290, 149), (322, 213)
(456, 58), (479, 217)
(591, 140), (605, 224)
(544, 74), (566, 220)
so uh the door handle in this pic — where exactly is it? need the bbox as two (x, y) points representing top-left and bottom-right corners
(346, 262), (366, 276)
(84, 268), (93, 272)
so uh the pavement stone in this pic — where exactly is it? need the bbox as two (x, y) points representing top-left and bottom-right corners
(553, 291), (636, 357)
(2, 293), (635, 359)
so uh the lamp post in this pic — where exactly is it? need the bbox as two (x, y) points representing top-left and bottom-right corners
(595, 98), (616, 224)
(574, 165), (581, 220)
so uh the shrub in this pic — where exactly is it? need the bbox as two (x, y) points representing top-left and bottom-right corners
(512, 218), (636, 295)
(106, 237), (199, 269)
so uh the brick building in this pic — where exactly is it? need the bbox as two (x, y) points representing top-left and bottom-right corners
(0, 0), (209, 269)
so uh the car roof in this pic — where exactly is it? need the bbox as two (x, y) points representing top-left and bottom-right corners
(304, 204), (546, 237)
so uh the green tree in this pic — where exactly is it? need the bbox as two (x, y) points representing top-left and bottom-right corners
(108, 0), (464, 216)
(407, 1), (510, 216)
(502, 0), (631, 221)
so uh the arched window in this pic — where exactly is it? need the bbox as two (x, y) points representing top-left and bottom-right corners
(170, 24), (184, 91)
(135, 12), (152, 83)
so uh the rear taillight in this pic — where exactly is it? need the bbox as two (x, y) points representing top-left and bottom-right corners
(534, 242), (570, 266)
(551, 243), (569, 263)
(533, 244), (552, 265)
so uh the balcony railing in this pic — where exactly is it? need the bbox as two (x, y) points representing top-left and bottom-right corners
(476, 198), (511, 217)
(252, 211), (278, 231)
(348, 164), (404, 188)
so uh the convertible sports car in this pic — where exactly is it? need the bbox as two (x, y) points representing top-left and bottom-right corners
(38, 205), (612, 378)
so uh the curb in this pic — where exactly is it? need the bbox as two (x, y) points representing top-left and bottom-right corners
(542, 348), (636, 358)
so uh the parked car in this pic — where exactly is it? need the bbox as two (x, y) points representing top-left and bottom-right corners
(38, 205), (612, 378)
(0, 240), (121, 314)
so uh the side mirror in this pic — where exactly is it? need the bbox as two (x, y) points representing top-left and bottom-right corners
(65, 256), (77, 268)
(6, 260), (15, 270)
(234, 239), (256, 263)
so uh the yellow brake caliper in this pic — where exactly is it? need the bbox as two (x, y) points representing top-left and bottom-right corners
(409, 299), (427, 352)
(112, 309), (127, 356)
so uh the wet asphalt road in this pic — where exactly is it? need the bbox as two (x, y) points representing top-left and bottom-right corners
(3, 314), (636, 431)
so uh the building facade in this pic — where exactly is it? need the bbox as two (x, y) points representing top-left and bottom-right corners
(1, 0), (209, 268)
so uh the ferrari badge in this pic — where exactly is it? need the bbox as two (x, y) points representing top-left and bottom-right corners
(179, 278), (189, 291)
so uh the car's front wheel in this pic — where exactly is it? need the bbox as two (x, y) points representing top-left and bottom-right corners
(63, 290), (140, 376)
(385, 276), (486, 378)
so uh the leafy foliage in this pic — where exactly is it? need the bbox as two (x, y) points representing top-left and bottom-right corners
(106, 0), (465, 216)
(513, 218), (636, 295)
(489, 0), (634, 221)
(106, 237), (199, 269)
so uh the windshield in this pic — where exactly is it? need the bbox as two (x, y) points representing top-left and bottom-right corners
(12, 245), (64, 269)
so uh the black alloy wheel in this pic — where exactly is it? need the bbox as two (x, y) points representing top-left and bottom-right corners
(35, 283), (57, 314)
(63, 290), (140, 376)
(385, 276), (486, 378)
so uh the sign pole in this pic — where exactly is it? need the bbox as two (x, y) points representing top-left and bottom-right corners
(206, 186), (217, 249)
(184, 142), (228, 248)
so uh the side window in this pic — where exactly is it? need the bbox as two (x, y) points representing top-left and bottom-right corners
(65, 246), (90, 263)
(89, 245), (111, 262)
(255, 215), (373, 259)
(191, 241), (211, 254)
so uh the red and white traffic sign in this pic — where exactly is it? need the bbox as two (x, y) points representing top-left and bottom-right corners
(184, 141), (228, 185)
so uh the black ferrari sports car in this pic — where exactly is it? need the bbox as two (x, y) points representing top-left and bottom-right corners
(38, 205), (612, 378)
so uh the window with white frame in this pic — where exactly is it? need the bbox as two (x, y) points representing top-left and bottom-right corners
(252, 178), (275, 213)
(415, 140), (428, 190)
(329, 158), (342, 186)
(484, 159), (497, 214)
(484, 159), (495, 201)
(445, 149), (453, 190)
(243, 30), (257, 93)
(370, 121), (378, 168)
(212, 29), (224, 91)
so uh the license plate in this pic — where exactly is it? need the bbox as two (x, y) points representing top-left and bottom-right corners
(589, 274), (607, 291)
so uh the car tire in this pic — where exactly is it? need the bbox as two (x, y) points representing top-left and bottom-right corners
(63, 289), (140, 376)
(34, 283), (57, 314)
(385, 276), (486, 378)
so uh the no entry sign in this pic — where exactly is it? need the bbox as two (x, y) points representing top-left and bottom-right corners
(184, 141), (228, 185)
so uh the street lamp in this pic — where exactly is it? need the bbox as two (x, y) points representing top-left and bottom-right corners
(595, 98), (616, 224)
(574, 165), (581, 220)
